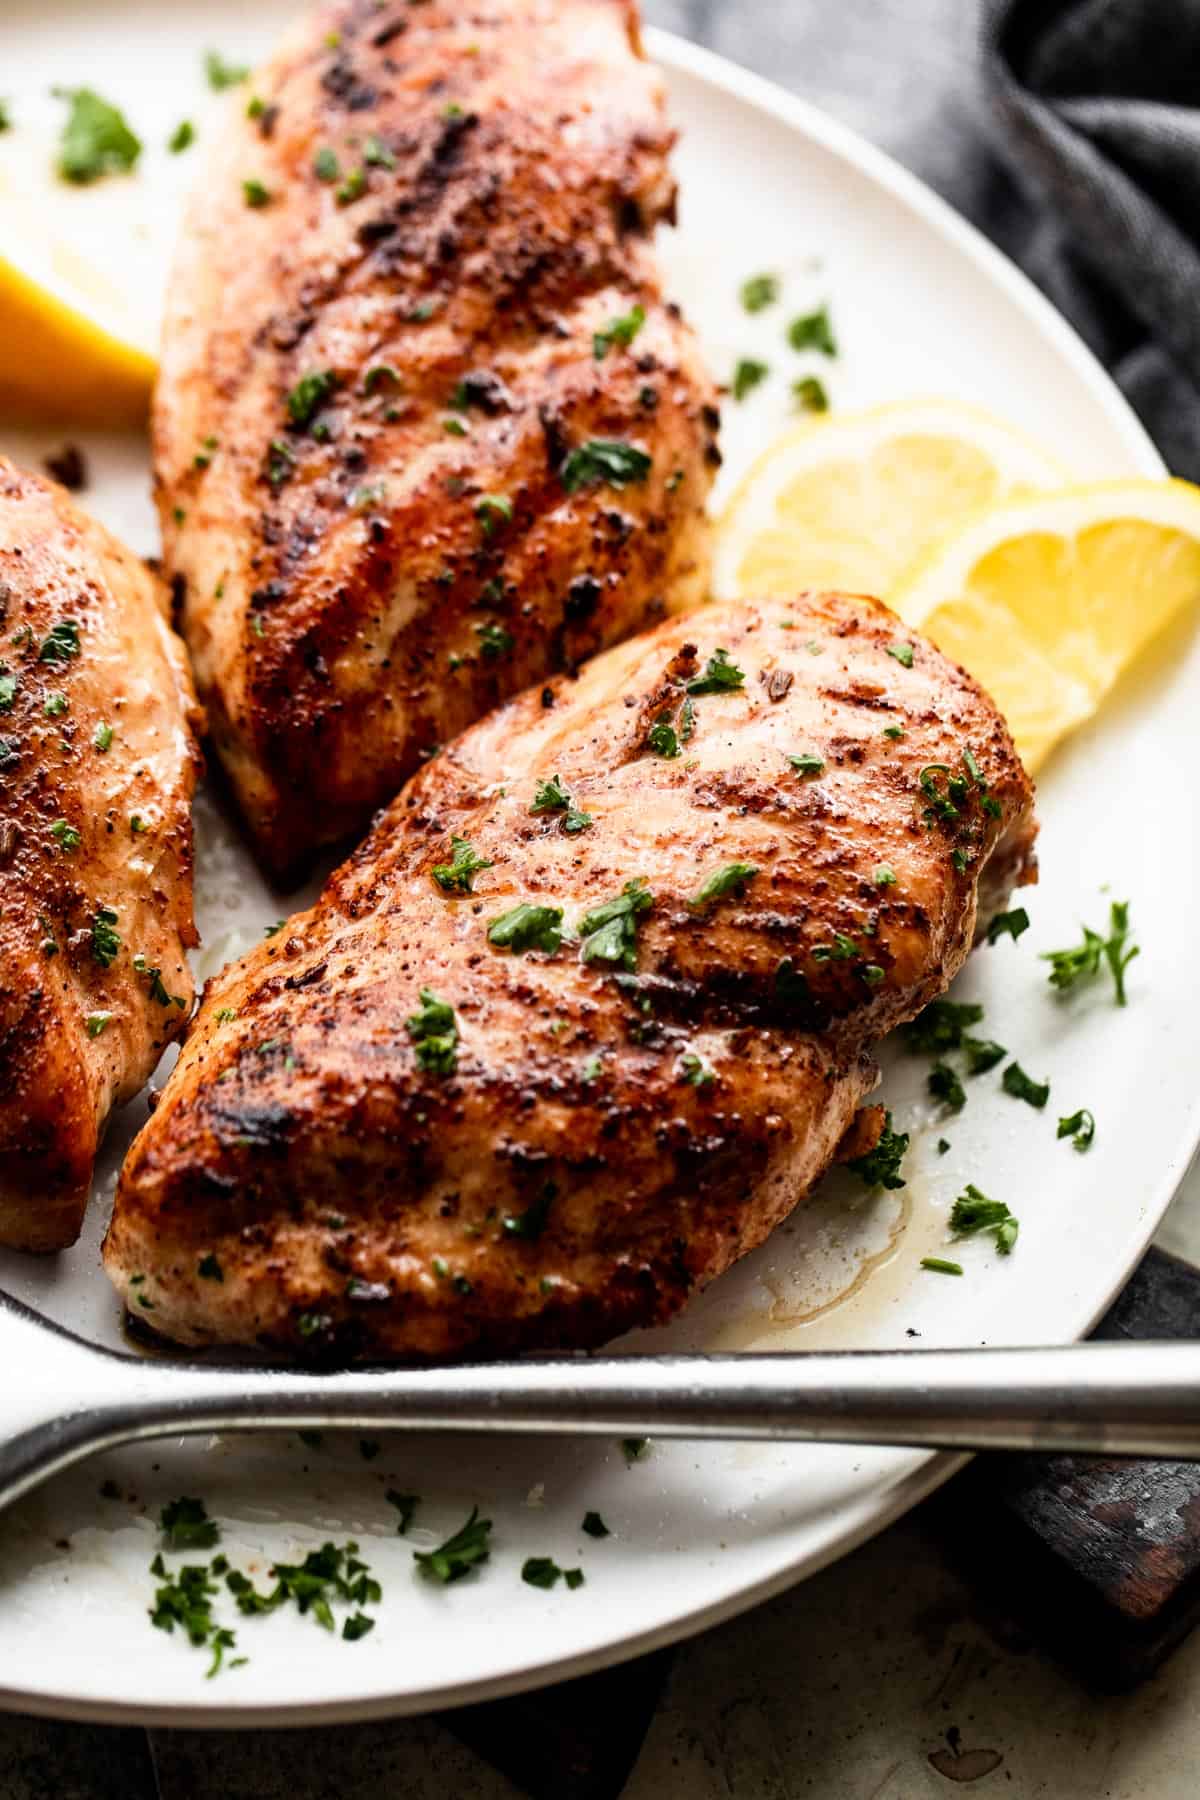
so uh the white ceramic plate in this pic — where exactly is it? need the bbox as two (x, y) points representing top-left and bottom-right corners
(0, 2), (1196, 1728)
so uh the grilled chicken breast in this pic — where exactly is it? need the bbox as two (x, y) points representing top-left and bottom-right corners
(107, 592), (1036, 1355)
(156, 0), (717, 881)
(0, 460), (201, 1251)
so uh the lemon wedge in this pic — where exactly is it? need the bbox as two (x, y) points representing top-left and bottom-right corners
(890, 480), (1200, 771)
(712, 399), (1067, 603)
(0, 107), (169, 426)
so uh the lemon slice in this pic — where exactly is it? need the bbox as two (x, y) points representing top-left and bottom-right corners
(890, 480), (1200, 771)
(0, 109), (168, 426)
(712, 399), (1067, 603)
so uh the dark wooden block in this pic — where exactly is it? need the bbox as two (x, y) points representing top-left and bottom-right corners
(936, 1245), (1200, 1690)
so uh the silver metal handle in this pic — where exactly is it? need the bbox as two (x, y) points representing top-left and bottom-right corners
(2, 1290), (1199, 1515)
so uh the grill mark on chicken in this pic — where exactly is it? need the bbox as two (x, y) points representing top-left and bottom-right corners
(106, 592), (1037, 1359)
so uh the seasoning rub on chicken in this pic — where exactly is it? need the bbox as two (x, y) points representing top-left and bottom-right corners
(106, 592), (1036, 1357)
(0, 459), (201, 1252)
(156, 0), (718, 881)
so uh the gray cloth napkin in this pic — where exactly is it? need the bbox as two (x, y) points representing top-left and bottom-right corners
(649, 0), (1200, 476)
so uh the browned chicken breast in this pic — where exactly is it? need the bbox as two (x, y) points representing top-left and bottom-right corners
(107, 592), (1036, 1356)
(156, 0), (717, 881)
(0, 460), (202, 1251)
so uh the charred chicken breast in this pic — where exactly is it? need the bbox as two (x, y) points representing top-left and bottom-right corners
(0, 459), (201, 1251)
(156, 0), (717, 880)
(106, 591), (1036, 1355)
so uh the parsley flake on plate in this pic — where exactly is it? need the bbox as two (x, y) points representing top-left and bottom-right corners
(1057, 1108), (1096, 1152)
(949, 1185), (1019, 1255)
(845, 1111), (909, 1191)
(732, 358), (769, 402)
(740, 273), (779, 313)
(205, 50), (249, 90)
(54, 88), (141, 183)
(793, 375), (829, 413)
(901, 999), (984, 1056)
(414, 1507), (492, 1584)
(1002, 1061), (1049, 1109)
(160, 1496), (221, 1552)
(927, 1061), (966, 1113)
(522, 1557), (584, 1591)
(787, 304), (837, 356)
(1042, 900), (1138, 1006)
(986, 907), (1030, 944)
(921, 1257), (963, 1276)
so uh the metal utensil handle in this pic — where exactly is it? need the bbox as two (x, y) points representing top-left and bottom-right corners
(5, 1340), (1200, 1513)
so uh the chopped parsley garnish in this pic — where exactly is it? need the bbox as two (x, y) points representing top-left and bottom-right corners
(475, 493), (513, 535)
(161, 1496), (220, 1552)
(873, 865), (897, 887)
(488, 903), (563, 955)
(502, 1182), (555, 1240)
(928, 1061), (966, 1113)
(475, 619), (514, 659)
(0, 670), (14, 711)
(741, 272), (779, 313)
(949, 1185), (1019, 1255)
(336, 166), (367, 205)
(648, 716), (681, 758)
(921, 1257), (963, 1276)
(228, 1540), (381, 1633)
(414, 1507), (492, 1584)
(49, 818), (81, 853)
(680, 1050), (715, 1087)
(343, 1614), (375, 1641)
(690, 862), (759, 909)
(622, 1438), (648, 1463)
(793, 375), (829, 413)
(732, 358), (769, 401)
(578, 879), (652, 970)
(385, 1490), (419, 1535)
(313, 146), (339, 181)
(150, 1559), (236, 1679)
(845, 1111), (909, 1190)
(986, 908), (1030, 944)
(133, 954), (185, 1008)
(242, 178), (272, 208)
(85, 1012), (111, 1038)
(431, 835), (493, 894)
(530, 774), (592, 832)
(198, 1254), (224, 1282)
(686, 648), (745, 695)
(886, 641), (914, 669)
(168, 120), (195, 154)
(54, 88), (141, 183)
(560, 439), (652, 493)
(0, 102), (10, 134)
(286, 368), (337, 427)
(1057, 1108), (1095, 1152)
(1002, 1061), (1049, 1109)
(883, 724), (905, 741)
(205, 50), (249, 90)
(962, 1036), (1006, 1075)
(788, 304), (837, 356)
(406, 988), (459, 1075)
(44, 691), (67, 717)
(522, 1557), (583, 1591)
(788, 753), (824, 776)
(901, 999), (984, 1056)
(363, 133), (396, 169)
(363, 363), (401, 394)
(937, 1137), (951, 1155)
(90, 905), (120, 968)
(582, 1511), (610, 1538)
(1042, 900), (1138, 1006)
(39, 618), (81, 664)
(593, 303), (646, 360)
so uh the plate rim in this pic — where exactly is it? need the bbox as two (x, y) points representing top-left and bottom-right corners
(0, 24), (1191, 1730)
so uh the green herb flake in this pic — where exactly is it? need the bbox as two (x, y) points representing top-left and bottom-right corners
(0, 670), (15, 711)
(986, 907), (1030, 945)
(90, 905), (120, 968)
(386, 1490), (419, 1535)
(873, 865), (898, 887)
(883, 724), (905, 741)
(793, 375), (829, 413)
(1002, 1061), (1049, 1109)
(1042, 900), (1138, 1006)
(690, 861), (759, 909)
(414, 1507), (492, 1584)
(741, 273), (779, 314)
(54, 88), (141, 184)
(287, 368), (337, 427)
(921, 1257), (963, 1276)
(205, 50), (250, 91)
(622, 1438), (648, 1463)
(961, 1036), (1005, 1076)
(502, 1182), (555, 1241)
(732, 358), (769, 402)
(530, 773), (592, 832)
(560, 439), (652, 493)
(39, 619), (81, 665)
(787, 304), (837, 355)
(168, 120), (195, 154)
(928, 1061), (966, 1113)
(949, 1184), (1019, 1255)
(593, 303), (646, 360)
(901, 999), (984, 1056)
(161, 1496), (220, 1551)
(1057, 1108), (1096, 1152)
(86, 1011), (111, 1038)
(488, 903), (563, 956)
(582, 1510), (610, 1538)
(406, 987), (459, 1075)
(242, 178), (272, 208)
(343, 1613), (375, 1641)
(886, 641), (914, 669)
(49, 818), (81, 853)
(336, 166), (367, 205)
(363, 132), (396, 169)
(475, 492), (513, 535)
(845, 1111), (909, 1191)
(474, 619), (514, 659)
(788, 752), (825, 776)
(432, 835), (493, 894)
(578, 879), (653, 971)
(686, 647), (745, 696)
(522, 1556), (582, 1591)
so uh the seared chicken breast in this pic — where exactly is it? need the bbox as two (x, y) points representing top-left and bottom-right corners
(156, 0), (717, 880)
(0, 460), (201, 1251)
(107, 592), (1036, 1356)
